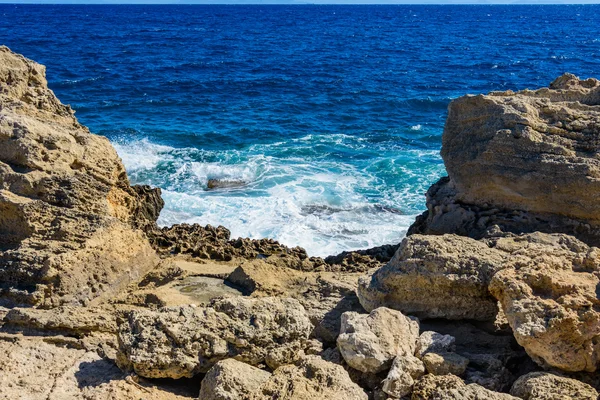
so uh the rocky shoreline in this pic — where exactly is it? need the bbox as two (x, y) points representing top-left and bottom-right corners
(2, 46), (600, 399)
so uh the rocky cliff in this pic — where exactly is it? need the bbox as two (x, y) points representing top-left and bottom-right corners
(1, 47), (600, 400)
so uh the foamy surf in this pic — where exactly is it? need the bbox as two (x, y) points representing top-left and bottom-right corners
(112, 135), (444, 257)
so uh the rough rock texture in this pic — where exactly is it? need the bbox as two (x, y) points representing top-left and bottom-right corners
(337, 307), (419, 373)
(357, 234), (506, 320)
(256, 356), (368, 400)
(0, 334), (195, 400)
(381, 355), (425, 398)
(117, 296), (313, 378)
(488, 234), (600, 372)
(412, 374), (519, 400)
(416, 331), (456, 357)
(510, 372), (598, 400)
(422, 352), (469, 376)
(149, 223), (394, 273)
(199, 359), (271, 400)
(0, 46), (159, 307)
(226, 260), (364, 344)
(410, 74), (600, 246)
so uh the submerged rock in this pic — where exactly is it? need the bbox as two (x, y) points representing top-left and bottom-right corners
(0, 46), (159, 307)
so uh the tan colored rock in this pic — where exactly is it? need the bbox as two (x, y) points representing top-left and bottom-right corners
(422, 352), (469, 376)
(382, 355), (425, 398)
(0, 334), (193, 400)
(411, 374), (519, 400)
(117, 296), (313, 378)
(358, 234), (505, 320)
(510, 372), (598, 400)
(0, 46), (159, 307)
(410, 75), (600, 246)
(489, 234), (600, 372)
(199, 359), (271, 400)
(337, 307), (419, 373)
(255, 356), (368, 400)
(416, 331), (456, 357)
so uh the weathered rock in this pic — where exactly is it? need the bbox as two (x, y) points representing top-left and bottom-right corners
(381, 354), (425, 398)
(510, 372), (598, 400)
(489, 234), (600, 372)
(256, 356), (368, 400)
(422, 352), (469, 376)
(0, 46), (159, 307)
(410, 74), (600, 246)
(416, 331), (456, 358)
(2, 306), (117, 337)
(199, 359), (271, 400)
(337, 307), (419, 373)
(358, 234), (505, 320)
(116, 296), (313, 378)
(412, 374), (519, 400)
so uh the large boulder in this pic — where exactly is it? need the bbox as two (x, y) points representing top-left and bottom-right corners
(510, 372), (598, 400)
(410, 74), (600, 246)
(357, 234), (505, 320)
(116, 297), (313, 378)
(489, 234), (600, 372)
(0, 46), (160, 307)
(337, 307), (419, 373)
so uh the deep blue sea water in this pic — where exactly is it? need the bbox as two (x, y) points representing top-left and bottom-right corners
(1, 4), (599, 256)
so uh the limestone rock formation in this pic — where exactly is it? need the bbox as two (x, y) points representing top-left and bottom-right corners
(410, 74), (600, 246)
(337, 307), (419, 373)
(357, 234), (506, 320)
(416, 331), (456, 357)
(116, 296), (313, 378)
(199, 359), (271, 400)
(412, 374), (519, 400)
(489, 234), (600, 372)
(0, 46), (159, 307)
(381, 354), (425, 398)
(510, 372), (599, 400)
(422, 352), (469, 376)
(256, 356), (368, 400)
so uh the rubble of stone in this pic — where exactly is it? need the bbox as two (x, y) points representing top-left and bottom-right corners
(2, 47), (600, 400)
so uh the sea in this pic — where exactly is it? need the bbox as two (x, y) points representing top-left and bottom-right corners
(1, 4), (598, 256)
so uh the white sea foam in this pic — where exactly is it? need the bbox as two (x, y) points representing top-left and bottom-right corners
(113, 137), (443, 257)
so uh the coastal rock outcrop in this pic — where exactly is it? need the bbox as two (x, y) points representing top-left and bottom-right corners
(410, 74), (600, 245)
(412, 374), (519, 400)
(0, 46), (159, 307)
(116, 296), (313, 378)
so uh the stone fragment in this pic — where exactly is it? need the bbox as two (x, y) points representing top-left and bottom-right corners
(117, 297), (313, 378)
(510, 372), (598, 400)
(199, 359), (271, 400)
(412, 374), (519, 400)
(416, 331), (456, 357)
(337, 307), (419, 373)
(381, 354), (425, 398)
(255, 356), (368, 400)
(422, 352), (469, 376)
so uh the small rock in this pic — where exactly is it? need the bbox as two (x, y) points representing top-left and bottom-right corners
(199, 359), (271, 400)
(412, 374), (519, 400)
(422, 352), (469, 376)
(510, 372), (598, 400)
(337, 307), (419, 373)
(381, 354), (425, 398)
(416, 331), (456, 357)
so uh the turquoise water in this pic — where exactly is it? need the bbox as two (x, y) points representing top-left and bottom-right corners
(2, 4), (599, 256)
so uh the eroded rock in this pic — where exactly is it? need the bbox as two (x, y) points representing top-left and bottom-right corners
(510, 372), (598, 400)
(381, 354), (425, 398)
(116, 296), (313, 378)
(199, 359), (271, 400)
(337, 307), (419, 373)
(412, 374), (519, 400)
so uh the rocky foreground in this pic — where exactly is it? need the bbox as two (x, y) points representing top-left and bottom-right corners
(1, 46), (600, 399)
